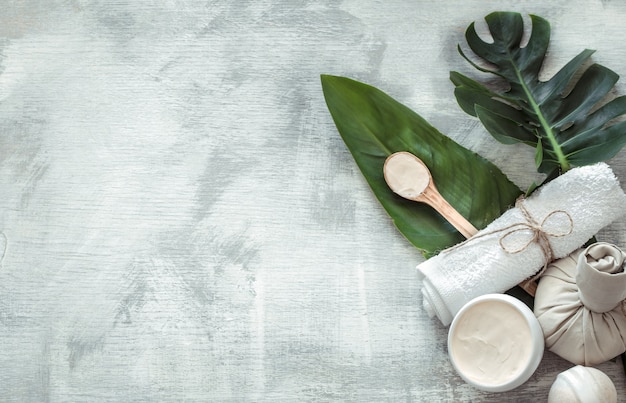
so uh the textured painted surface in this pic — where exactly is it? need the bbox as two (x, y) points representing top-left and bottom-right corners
(1, 1), (626, 401)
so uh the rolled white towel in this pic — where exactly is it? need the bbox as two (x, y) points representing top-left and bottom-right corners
(417, 163), (626, 326)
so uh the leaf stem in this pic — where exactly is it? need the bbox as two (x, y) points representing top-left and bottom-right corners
(513, 67), (571, 172)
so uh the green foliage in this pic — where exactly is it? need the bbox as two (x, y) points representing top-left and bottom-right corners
(321, 75), (521, 257)
(452, 12), (626, 178)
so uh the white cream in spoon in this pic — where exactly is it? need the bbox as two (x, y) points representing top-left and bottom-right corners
(383, 152), (430, 199)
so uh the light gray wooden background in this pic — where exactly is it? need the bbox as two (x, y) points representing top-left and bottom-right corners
(2, 0), (626, 401)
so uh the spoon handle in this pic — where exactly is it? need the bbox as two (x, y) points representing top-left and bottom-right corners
(421, 188), (478, 239)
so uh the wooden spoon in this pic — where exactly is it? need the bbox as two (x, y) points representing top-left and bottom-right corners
(383, 151), (537, 296)
(383, 151), (478, 238)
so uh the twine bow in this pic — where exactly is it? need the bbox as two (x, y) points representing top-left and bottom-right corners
(445, 197), (573, 280)
(500, 199), (573, 253)
(502, 199), (573, 280)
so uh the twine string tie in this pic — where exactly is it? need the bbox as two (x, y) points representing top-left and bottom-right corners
(444, 198), (573, 280)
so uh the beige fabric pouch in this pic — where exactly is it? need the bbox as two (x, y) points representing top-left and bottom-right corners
(534, 242), (626, 366)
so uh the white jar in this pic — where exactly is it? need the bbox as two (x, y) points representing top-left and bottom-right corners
(447, 294), (544, 392)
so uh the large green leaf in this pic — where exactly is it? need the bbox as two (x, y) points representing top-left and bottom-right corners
(321, 75), (522, 257)
(452, 12), (626, 177)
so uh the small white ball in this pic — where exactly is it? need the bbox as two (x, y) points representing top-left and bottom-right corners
(548, 365), (617, 403)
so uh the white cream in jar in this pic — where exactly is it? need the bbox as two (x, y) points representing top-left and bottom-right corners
(448, 294), (544, 392)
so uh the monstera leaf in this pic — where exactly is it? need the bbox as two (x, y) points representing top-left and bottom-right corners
(321, 75), (522, 257)
(451, 12), (626, 179)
